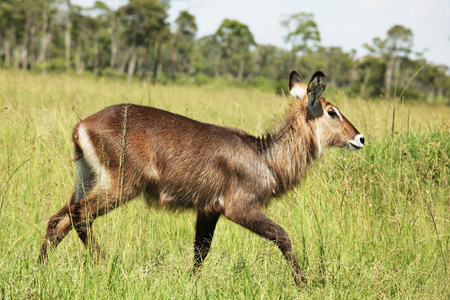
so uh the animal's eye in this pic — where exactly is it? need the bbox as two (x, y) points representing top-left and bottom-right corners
(328, 110), (337, 117)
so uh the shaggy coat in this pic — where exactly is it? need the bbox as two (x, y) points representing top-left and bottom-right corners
(38, 71), (364, 286)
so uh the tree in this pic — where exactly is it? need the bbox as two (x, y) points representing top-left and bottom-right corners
(63, 0), (72, 72)
(191, 35), (221, 78)
(253, 44), (291, 81)
(0, 0), (32, 69)
(171, 10), (197, 80)
(365, 25), (413, 98)
(350, 56), (386, 98)
(116, 0), (169, 82)
(69, 3), (109, 74)
(282, 13), (320, 66)
(1, 2), (449, 103)
(88, 1), (115, 74)
(303, 46), (356, 89)
(214, 19), (255, 79)
(384, 25), (413, 98)
(0, 0), (17, 67)
(36, 0), (55, 71)
(412, 60), (450, 103)
(0, 0), (58, 70)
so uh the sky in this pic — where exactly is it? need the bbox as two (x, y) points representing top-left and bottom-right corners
(73, 0), (450, 67)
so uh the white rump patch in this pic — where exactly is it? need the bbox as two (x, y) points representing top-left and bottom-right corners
(77, 125), (110, 190)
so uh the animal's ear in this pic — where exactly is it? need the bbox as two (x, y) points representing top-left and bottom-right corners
(289, 71), (307, 99)
(306, 71), (326, 117)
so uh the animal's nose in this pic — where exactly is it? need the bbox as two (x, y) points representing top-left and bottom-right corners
(346, 134), (365, 150)
(359, 135), (365, 145)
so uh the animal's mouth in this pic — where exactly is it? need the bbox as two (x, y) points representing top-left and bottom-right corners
(346, 134), (365, 151)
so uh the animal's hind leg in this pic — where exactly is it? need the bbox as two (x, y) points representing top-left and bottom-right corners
(38, 194), (76, 263)
(70, 190), (113, 262)
(71, 184), (140, 261)
(38, 191), (104, 263)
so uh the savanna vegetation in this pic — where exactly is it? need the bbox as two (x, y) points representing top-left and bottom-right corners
(1, 0), (449, 298)
(1, 0), (450, 104)
(0, 69), (449, 298)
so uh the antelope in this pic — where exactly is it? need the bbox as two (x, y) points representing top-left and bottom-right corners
(38, 70), (364, 286)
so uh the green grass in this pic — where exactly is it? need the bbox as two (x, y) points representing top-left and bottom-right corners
(1, 69), (449, 299)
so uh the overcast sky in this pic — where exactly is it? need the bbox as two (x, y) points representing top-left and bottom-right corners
(73, 0), (450, 67)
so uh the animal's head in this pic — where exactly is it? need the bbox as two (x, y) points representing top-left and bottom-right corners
(289, 70), (364, 152)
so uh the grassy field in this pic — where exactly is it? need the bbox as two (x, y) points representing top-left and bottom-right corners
(0, 69), (449, 299)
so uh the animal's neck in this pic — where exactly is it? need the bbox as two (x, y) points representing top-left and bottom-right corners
(258, 108), (320, 195)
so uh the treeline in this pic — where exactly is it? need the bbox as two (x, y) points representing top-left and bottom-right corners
(1, 0), (449, 103)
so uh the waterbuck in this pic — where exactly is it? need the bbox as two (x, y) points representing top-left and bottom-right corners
(38, 70), (364, 286)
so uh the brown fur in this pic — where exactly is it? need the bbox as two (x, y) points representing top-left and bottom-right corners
(38, 71), (363, 287)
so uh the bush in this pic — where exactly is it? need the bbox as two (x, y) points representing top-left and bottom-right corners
(100, 67), (127, 79)
(193, 73), (211, 86)
(247, 76), (274, 92)
(34, 57), (66, 72)
(273, 79), (289, 96)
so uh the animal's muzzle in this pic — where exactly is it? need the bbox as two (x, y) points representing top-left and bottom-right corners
(346, 134), (364, 151)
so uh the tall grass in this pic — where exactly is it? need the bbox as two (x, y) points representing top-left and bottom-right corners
(1, 70), (449, 298)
